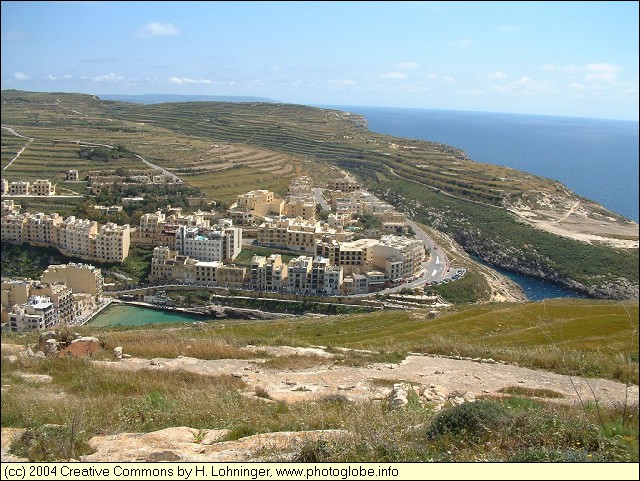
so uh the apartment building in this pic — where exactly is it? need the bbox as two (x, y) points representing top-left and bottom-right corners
(175, 220), (242, 262)
(257, 217), (353, 254)
(284, 197), (316, 220)
(149, 246), (245, 287)
(29, 282), (74, 326)
(328, 176), (360, 193)
(2, 211), (131, 263)
(8, 181), (30, 196)
(65, 170), (79, 181)
(24, 212), (62, 245)
(8, 296), (54, 332)
(95, 222), (131, 263)
(250, 254), (288, 291)
(1, 178), (8, 194)
(31, 179), (55, 196)
(235, 190), (284, 216)
(56, 216), (98, 259)
(41, 263), (103, 298)
(1, 214), (27, 243)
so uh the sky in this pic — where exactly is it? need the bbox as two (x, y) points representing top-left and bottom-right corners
(1, 1), (638, 121)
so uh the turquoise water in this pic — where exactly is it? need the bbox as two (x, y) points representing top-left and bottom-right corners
(88, 304), (209, 327)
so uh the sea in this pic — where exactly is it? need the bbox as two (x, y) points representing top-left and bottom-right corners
(322, 105), (639, 300)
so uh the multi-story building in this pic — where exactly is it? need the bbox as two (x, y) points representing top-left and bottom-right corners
(315, 235), (424, 281)
(1, 212), (130, 263)
(235, 190), (284, 217)
(8, 181), (30, 196)
(41, 263), (103, 299)
(1, 178), (8, 195)
(65, 170), (79, 181)
(286, 256), (313, 293)
(1, 199), (20, 217)
(24, 212), (62, 245)
(31, 179), (55, 196)
(328, 176), (359, 193)
(0, 214), (27, 243)
(30, 283), (74, 326)
(8, 296), (54, 332)
(257, 217), (353, 254)
(56, 216), (98, 259)
(284, 197), (316, 220)
(250, 254), (288, 291)
(94, 222), (130, 263)
(175, 220), (242, 262)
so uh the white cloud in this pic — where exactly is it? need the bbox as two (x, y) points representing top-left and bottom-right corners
(14, 72), (29, 80)
(497, 25), (518, 33)
(569, 82), (586, 90)
(543, 64), (580, 73)
(585, 63), (621, 83)
(394, 61), (419, 70)
(380, 72), (407, 80)
(82, 73), (125, 82)
(136, 22), (180, 39)
(329, 79), (356, 86)
(488, 70), (507, 79)
(45, 74), (72, 81)
(443, 76), (455, 84)
(167, 76), (212, 85)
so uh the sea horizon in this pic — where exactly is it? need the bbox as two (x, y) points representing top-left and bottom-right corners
(320, 104), (639, 223)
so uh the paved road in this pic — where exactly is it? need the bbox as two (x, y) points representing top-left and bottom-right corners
(135, 154), (183, 184)
(312, 188), (331, 211)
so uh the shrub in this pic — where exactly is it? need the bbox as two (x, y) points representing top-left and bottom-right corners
(426, 400), (511, 441)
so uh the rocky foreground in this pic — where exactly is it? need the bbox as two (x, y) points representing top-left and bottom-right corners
(2, 341), (637, 462)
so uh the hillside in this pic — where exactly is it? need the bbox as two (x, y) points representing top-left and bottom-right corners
(1, 89), (638, 299)
(1, 299), (638, 462)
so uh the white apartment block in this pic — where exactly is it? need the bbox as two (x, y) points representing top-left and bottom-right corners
(1, 178), (8, 194)
(175, 220), (242, 262)
(8, 296), (55, 332)
(30, 282), (74, 326)
(41, 263), (103, 298)
(31, 179), (55, 196)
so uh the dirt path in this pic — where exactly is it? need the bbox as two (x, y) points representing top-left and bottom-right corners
(92, 347), (638, 407)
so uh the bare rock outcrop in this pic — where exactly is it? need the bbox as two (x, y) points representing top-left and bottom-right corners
(81, 427), (348, 462)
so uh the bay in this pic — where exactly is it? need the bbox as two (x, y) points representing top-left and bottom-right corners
(88, 304), (209, 327)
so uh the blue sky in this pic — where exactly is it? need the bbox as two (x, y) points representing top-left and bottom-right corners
(1, 1), (638, 120)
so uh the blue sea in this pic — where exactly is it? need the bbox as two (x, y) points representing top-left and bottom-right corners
(322, 105), (639, 300)
(325, 106), (639, 223)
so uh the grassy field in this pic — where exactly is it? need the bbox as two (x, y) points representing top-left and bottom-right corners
(2, 298), (638, 462)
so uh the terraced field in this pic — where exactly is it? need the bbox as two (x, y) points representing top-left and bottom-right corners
(1, 90), (637, 299)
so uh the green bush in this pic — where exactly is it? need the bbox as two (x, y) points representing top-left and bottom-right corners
(426, 400), (511, 440)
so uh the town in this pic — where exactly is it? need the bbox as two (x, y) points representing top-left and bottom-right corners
(1, 170), (461, 332)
